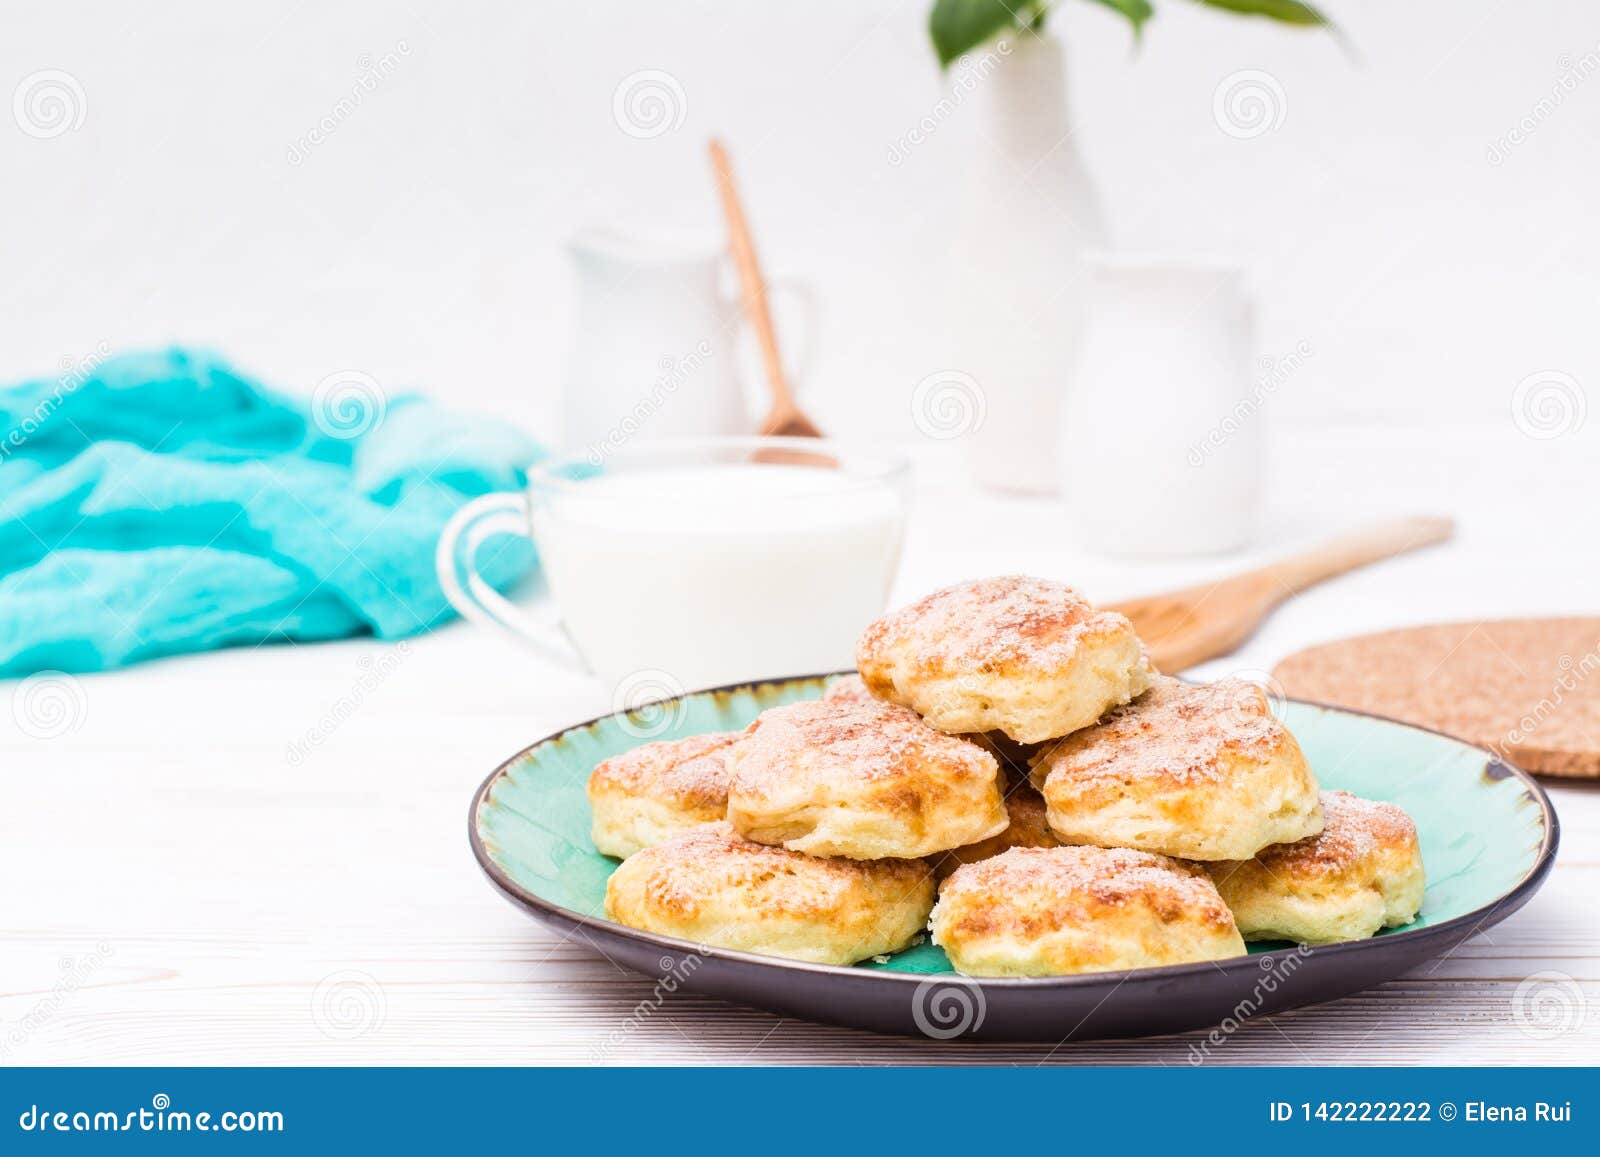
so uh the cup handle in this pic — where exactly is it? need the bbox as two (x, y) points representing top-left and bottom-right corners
(435, 492), (587, 669)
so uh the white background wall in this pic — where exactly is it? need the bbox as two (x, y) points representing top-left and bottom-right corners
(5, 0), (1597, 446)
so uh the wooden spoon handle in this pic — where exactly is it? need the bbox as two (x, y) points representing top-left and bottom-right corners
(709, 139), (793, 409)
(1258, 515), (1456, 598)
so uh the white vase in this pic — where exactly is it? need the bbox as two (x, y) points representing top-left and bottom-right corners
(1059, 256), (1261, 556)
(950, 33), (1108, 493)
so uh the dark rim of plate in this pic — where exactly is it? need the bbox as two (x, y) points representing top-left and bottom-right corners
(466, 670), (1561, 989)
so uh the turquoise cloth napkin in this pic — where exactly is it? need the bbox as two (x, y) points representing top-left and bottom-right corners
(0, 349), (539, 676)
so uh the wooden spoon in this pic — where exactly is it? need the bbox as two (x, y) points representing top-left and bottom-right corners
(709, 139), (823, 439)
(1107, 515), (1456, 673)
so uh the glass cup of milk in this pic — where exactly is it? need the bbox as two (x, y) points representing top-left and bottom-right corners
(436, 437), (910, 690)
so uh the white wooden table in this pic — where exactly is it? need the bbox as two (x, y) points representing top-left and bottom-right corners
(3, 427), (1596, 1065)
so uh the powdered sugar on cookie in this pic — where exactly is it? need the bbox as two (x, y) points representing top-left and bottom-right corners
(858, 575), (1136, 674)
(1034, 676), (1288, 787)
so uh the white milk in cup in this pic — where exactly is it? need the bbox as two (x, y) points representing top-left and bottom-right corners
(437, 438), (910, 691)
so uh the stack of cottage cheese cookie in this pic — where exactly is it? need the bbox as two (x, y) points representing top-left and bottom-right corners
(591, 576), (1426, 976)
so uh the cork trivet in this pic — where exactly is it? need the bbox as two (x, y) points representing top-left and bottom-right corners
(1273, 618), (1600, 778)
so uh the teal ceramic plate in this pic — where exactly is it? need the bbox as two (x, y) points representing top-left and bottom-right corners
(470, 674), (1558, 1041)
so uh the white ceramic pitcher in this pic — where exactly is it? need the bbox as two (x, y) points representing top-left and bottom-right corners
(565, 228), (815, 461)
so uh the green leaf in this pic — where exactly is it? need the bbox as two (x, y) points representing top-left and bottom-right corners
(1189, 0), (1330, 25)
(929, 0), (1049, 69)
(1083, 0), (1155, 38)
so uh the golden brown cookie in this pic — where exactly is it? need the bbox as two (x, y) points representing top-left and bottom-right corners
(727, 697), (1007, 860)
(1033, 676), (1324, 860)
(1206, 791), (1425, 944)
(587, 731), (742, 859)
(604, 823), (936, 965)
(931, 845), (1247, 976)
(856, 576), (1152, 744)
